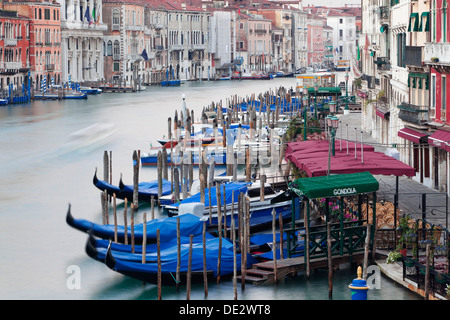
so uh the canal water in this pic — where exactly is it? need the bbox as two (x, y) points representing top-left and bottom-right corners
(0, 77), (421, 300)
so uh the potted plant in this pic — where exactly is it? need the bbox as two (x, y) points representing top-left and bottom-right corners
(386, 250), (402, 264)
(431, 57), (439, 63)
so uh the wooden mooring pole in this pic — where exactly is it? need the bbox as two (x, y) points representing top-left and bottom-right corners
(327, 222), (333, 299)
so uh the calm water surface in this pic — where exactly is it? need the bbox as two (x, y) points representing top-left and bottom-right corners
(0, 78), (421, 300)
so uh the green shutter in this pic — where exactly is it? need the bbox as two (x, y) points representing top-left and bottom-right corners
(408, 12), (419, 32)
(419, 12), (430, 31)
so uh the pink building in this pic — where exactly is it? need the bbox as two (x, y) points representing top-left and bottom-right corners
(307, 13), (325, 67)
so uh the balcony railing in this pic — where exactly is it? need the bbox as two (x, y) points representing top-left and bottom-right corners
(5, 38), (17, 46)
(424, 42), (450, 64)
(397, 102), (429, 125)
(112, 24), (120, 31)
(374, 57), (391, 71)
(45, 64), (55, 71)
(4, 61), (22, 69)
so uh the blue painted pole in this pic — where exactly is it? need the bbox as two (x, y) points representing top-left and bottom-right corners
(349, 266), (369, 300)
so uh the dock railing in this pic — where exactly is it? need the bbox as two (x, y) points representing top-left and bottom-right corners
(286, 220), (370, 259)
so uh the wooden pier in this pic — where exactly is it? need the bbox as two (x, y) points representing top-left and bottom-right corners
(239, 252), (365, 285)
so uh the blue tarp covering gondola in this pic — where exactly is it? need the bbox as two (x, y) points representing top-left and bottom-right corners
(170, 181), (249, 208)
(104, 237), (258, 285)
(66, 204), (204, 242)
(93, 169), (172, 201)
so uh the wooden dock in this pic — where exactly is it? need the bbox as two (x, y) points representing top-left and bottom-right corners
(239, 252), (365, 285)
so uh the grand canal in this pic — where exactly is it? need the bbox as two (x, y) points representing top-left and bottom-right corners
(0, 77), (421, 300)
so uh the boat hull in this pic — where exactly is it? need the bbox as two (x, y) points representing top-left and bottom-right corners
(93, 170), (172, 201)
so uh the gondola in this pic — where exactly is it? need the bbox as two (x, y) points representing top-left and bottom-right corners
(93, 169), (172, 202)
(103, 235), (257, 286)
(65, 204), (204, 244)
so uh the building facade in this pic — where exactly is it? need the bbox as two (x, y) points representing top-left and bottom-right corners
(0, 9), (30, 90)
(58, 0), (107, 83)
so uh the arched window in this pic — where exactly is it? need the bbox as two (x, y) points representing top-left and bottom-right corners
(107, 40), (112, 56)
(113, 40), (120, 55)
(112, 9), (120, 25)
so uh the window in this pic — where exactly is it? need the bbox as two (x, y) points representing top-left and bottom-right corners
(339, 18), (343, 24)
(431, 74), (436, 110)
(107, 40), (112, 56)
(113, 9), (120, 25)
(443, 76), (447, 112)
(339, 29), (343, 38)
(113, 62), (120, 72)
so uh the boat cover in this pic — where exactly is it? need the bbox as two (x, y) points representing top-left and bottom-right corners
(109, 237), (257, 277)
(68, 212), (204, 242)
(170, 181), (249, 208)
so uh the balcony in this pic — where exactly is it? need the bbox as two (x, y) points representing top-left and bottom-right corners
(112, 24), (120, 31)
(113, 54), (121, 61)
(45, 64), (54, 71)
(404, 46), (423, 67)
(397, 102), (429, 125)
(424, 42), (450, 64)
(4, 61), (22, 69)
(374, 57), (391, 71)
(5, 38), (17, 46)
(254, 29), (267, 34)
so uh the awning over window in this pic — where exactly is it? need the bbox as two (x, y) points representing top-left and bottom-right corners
(398, 127), (428, 144)
(428, 130), (450, 152)
(290, 171), (379, 199)
(408, 12), (419, 32)
(376, 107), (390, 119)
(419, 12), (430, 32)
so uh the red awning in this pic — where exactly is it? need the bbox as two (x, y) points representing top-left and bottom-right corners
(285, 140), (416, 177)
(376, 108), (389, 119)
(398, 128), (428, 144)
(428, 130), (450, 152)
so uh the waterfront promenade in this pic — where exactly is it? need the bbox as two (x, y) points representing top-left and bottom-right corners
(336, 110), (448, 300)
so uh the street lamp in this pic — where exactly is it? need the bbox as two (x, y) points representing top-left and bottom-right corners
(302, 86), (308, 141)
(344, 70), (349, 115)
(326, 113), (339, 176)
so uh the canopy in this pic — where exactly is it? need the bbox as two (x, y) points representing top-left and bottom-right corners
(285, 140), (416, 177)
(428, 130), (450, 152)
(290, 171), (379, 199)
(398, 127), (428, 144)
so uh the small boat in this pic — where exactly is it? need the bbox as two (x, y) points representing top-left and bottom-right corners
(66, 204), (205, 243)
(156, 137), (215, 148)
(250, 232), (305, 261)
(103, 234), (257, 285)
(0, 98), (8, 105)
(140, 147), (229, 167)
(93, 169), (172, 201)
(33, 90), (88, 100)
(164, 181), (300, 232)
(161, 80), (181, 86)
(79, 86), (102, 94)
(86, 232), (215, 262)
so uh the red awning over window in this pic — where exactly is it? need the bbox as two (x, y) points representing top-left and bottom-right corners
(428, 130), (450, 152)
(397, 128), (428, 144)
